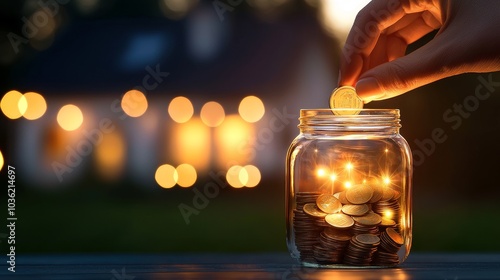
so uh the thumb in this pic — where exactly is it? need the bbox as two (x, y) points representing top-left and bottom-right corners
(355, 37), (455, 102)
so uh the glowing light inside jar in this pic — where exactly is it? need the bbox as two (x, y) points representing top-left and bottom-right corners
(311, 148), (401, 198)
(384, 209), (394, 220)
(345, 162), (353, 170)
(330, 174), (337, 181)
(383, 176), (391, 185)
(317, 168), (326, 177)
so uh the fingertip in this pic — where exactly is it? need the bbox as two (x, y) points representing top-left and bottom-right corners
(356, 77), (385, 102)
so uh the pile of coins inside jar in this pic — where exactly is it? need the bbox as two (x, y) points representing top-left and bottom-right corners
(293, 184), (404, 266)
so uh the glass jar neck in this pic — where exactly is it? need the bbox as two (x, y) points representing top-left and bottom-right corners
(298, 109), (401, 134)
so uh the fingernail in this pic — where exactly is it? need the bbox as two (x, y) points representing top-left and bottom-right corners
(356, 77), (384, 102)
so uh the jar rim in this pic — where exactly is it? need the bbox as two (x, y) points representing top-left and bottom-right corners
(300, 109), (399, 116)
(298, 109), (401, 132)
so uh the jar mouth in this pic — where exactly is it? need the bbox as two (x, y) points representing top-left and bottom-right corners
(300, 109), (399, 116)
(298, 109), (401, 132)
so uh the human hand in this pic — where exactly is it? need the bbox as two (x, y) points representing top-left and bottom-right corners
(339, 0), (500, 103)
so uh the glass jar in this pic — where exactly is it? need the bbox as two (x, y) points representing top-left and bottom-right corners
(286, 109), (412, 268)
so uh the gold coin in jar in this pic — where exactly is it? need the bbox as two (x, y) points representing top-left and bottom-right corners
(325, 213), (355, 228)
(316, 194), (342, 214)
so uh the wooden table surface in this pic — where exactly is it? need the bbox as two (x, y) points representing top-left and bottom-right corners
(1, 253), (499, 279)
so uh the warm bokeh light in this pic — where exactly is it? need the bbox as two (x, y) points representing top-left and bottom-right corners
(95, 132), (126, 180)
(57, 104), (84, 131)
(227, 165), (261, 188)
(238, 95), (265, 123)
(215, 115), (254, 168)
(170, 117), (210, 170)
(383, 176), (391, 185)
(241, 165), (261, 188)
(22, 92), (47, 120)
(18, 95), (27, 114)
(168, 96), (194, 123)
(344, 181), (352, 188)
(346, 162), (353, 170)
(319, 0), (370, 41)
(121, 89), (148, 117)
(317, 168), (326, 177)
(384, 209), (394, 220)
(176, 163), (197, 187)
(0, 149), (4, 171)
(155, 164), (178, 189)
(239, 167), (249, 187)
(1, 90), (25, 119)
(330, 173), (337, 181)
(200, 101), (225, 127)
(226, 165), (244, 188)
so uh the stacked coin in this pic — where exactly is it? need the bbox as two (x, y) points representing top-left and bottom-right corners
(373, 228), (403, 266)
(352, 213), (381, 235)
(303, 203), (329, 227)
(296, 192), (321, 210)
(313, 228), (351, 264)
(379, 217), (398, 231)
(372, 188), (401, 229)
(344, 234), (380, 266)
(293, 192), (322, 261)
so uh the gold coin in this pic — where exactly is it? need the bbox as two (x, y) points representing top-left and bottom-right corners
(341, 204), (370, 216)
(369, 185), (383, 203)
(381, 217), (396, 227)
(382, 188), (395, 201)
(316, 194), (342, 214)
(336, 191), (349, 204)
(303, 203), (327, 218)
(329, 86), (363, 115)
(325, 213), (355, 229)
(353, 212), (382, 226)
(346, 185), (374, 204)
(386, 228), (404, 245)
(355, 234), (380, 245)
